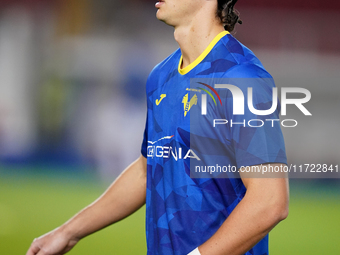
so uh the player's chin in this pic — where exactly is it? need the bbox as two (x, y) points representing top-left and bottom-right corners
(156, 10), (164, 20)
(156, 12), (174, 26)
(156, 13), (167, 24)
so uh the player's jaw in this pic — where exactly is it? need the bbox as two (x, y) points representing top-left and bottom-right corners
(155, 0), (171, 24)
(155, 0), (204, 27)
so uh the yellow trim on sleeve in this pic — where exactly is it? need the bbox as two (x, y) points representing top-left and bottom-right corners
(178, 31), (229, 75)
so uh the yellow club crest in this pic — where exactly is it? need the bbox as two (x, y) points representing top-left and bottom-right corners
(182, 93), (197, 117)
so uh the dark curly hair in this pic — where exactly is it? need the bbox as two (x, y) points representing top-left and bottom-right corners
(217, 0), (242, 32)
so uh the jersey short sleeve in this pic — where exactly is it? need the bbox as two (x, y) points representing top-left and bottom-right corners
(141, 113), (148, 158)
(222, 66), (287, 169)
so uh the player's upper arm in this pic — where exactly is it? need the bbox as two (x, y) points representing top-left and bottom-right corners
(140, 153), (147, 167)
(241, 163), (289, 221)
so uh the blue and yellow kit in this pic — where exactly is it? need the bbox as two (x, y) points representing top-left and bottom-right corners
(141, 31), (287, 255)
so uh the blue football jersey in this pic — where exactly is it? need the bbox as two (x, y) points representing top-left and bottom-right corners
(141, 31), (287, 255)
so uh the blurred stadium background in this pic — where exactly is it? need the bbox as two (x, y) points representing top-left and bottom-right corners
(0, 0), (339, 254)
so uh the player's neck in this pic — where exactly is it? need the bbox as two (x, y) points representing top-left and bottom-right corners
(174, 20), (224, 69)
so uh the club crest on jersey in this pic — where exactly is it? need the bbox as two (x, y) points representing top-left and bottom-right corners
(182, 93), (197, 117)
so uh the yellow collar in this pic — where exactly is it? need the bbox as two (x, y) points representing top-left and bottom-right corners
(178, 31), (229, 75)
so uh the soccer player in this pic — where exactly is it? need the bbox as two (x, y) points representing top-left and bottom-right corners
(26, 0), (289, 254)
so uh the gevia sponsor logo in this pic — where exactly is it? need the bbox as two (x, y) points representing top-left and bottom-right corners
(147, 145), (200, 161)
(147, 136), (200, 161)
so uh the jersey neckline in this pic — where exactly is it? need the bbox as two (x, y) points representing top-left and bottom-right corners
(178, 30), (229, 75)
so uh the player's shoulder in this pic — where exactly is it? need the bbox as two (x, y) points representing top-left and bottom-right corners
(145, 49), (181, 94)
(220, 34), (272, 79)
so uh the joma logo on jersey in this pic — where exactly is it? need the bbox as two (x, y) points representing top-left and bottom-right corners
(156, 94), (166, 105)
(147, 146), (201, 161)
